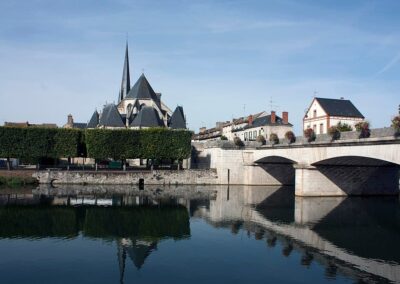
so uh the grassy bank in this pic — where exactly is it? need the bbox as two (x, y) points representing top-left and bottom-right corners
(0, 176), (38, 187)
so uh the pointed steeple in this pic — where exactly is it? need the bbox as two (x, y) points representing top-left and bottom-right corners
(119, 42), (131, 103)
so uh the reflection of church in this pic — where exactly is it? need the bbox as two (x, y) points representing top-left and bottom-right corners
(117, 238), (157, 282)
(86, 44), (186, 129)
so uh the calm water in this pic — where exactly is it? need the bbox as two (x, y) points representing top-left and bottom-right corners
(0, 185), (399, 284)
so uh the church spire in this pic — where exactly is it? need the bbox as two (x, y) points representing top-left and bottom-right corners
(119, 42), (131, 103)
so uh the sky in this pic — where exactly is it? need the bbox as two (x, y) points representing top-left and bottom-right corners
(0, 0), (399, 134)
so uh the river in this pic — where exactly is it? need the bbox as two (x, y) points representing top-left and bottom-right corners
(0, 185), (399, 283)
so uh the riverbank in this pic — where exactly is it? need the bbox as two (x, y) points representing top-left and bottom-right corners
(34, 169), (219, 185)
(0, 170), (38, 187)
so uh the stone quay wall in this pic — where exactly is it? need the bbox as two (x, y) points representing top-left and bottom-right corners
(35, 169), (219, 185)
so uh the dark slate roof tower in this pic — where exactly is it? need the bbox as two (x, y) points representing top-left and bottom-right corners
(130, 106), (164, 128)
(99, 104), (125, 128)
(169, 106), (186, 129)
(87, 110), (99, 128)
(126, 74), (160, 106)
(118, 43), (131, 103)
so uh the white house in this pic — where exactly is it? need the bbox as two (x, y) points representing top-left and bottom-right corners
(303, 97), (364, 134)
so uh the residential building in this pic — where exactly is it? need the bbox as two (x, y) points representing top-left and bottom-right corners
(303, 97), (364, 134)
(194, 111), (293, 142)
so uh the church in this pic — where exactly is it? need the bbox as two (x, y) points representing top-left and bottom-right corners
(86, 44), (186, 129)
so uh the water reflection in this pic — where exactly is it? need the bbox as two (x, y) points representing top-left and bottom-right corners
(0, 185), (399, 283)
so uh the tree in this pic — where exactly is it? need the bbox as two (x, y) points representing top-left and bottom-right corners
(336, 122), (353, 132)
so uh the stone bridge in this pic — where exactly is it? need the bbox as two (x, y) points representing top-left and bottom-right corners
(192, 129), (400, 196)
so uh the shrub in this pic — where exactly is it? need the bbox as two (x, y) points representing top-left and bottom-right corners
(220, 135), (228, 141)
(304, 128), (316, 142)
(355, 121), (371, 138)
(269, 133), (279, 145)
(256, 135), (266, 145)
(328, 126), (341, 141)
(233, 136), (244, 147)
(391, 116), (400, 135)
(336, 122), (353, 132)
(284, 131), (296, 144)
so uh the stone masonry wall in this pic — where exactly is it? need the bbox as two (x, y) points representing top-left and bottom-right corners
(35, 169), (219, 185)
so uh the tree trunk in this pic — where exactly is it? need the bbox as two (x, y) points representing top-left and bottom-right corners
(6, 157), (10, 171)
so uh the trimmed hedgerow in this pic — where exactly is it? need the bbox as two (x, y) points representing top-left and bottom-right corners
(0, 127), (82, 161)
(85, 128), (192, 160)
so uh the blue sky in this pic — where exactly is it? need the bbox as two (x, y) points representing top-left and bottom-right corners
(0, 0), (399, 134)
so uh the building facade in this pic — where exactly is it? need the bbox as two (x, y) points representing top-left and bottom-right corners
(303, 97), (364, 134)
(194, 111), (293, 142)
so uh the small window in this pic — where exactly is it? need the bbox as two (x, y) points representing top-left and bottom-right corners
(313, 110), (317, 118)
(249, 131), (252, 140)
(254, 131), (257, 138)
(319, 123), (324, 134)
(313, 125), (317, 132)
(244, 133), (247, 141)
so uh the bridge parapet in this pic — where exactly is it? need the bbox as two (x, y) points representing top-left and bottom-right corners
(193, 127), (399, 150)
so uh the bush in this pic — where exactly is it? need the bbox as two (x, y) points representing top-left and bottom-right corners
(328, 126), (341, 141)
(355, 121), (370, 138)
(256, 135), (266, 145)
(304, 128), (316, 142)
(269, 133), (279, 145)
(391, 116), (400, 135)
(336, 122), (353, 132)
(233, 136), (244, 147)
(220, 135), (228, 141)
(284, 131), (296, 144)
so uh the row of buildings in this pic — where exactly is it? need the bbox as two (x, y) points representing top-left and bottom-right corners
(193, 97), (365, 141)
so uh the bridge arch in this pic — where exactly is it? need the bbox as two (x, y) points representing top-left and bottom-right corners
(312, 155), (400, 167)
(254, 156), (297, 186)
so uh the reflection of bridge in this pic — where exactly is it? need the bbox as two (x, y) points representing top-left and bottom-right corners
(194, 186), (400, 283)
(194, 134), (400, 196)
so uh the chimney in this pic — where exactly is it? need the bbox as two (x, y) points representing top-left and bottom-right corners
(67, 114), (74, 126)
(248, 115), (253, 125)
(282, 111), (288, 124)
(271, 111), (276, 124)
(199, 127), (206, 133)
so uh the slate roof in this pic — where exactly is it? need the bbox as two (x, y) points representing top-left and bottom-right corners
(87, 110), (99, 128)
(99, 104), (125, 128)
(72, 123), (87, 129)
(126, 74), (160, 104)
(169, 106), (186, 129)
(239, 114), (292, 131)
(315, 98), (364, 118)
(130, 106), (164, 127)
(119, 43), (131, 103)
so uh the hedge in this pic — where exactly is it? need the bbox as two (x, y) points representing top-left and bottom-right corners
(0, 127), (192, 161)
(0, 127), (82, 161)
(85, 128), (192, 160)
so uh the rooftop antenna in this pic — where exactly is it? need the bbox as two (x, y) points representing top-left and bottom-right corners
(243, 104), (246, 117)
(313, 90), (318, 98)
(269, 96), (279, 112)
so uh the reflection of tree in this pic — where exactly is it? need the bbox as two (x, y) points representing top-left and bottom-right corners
(0, 206), (79, 238)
